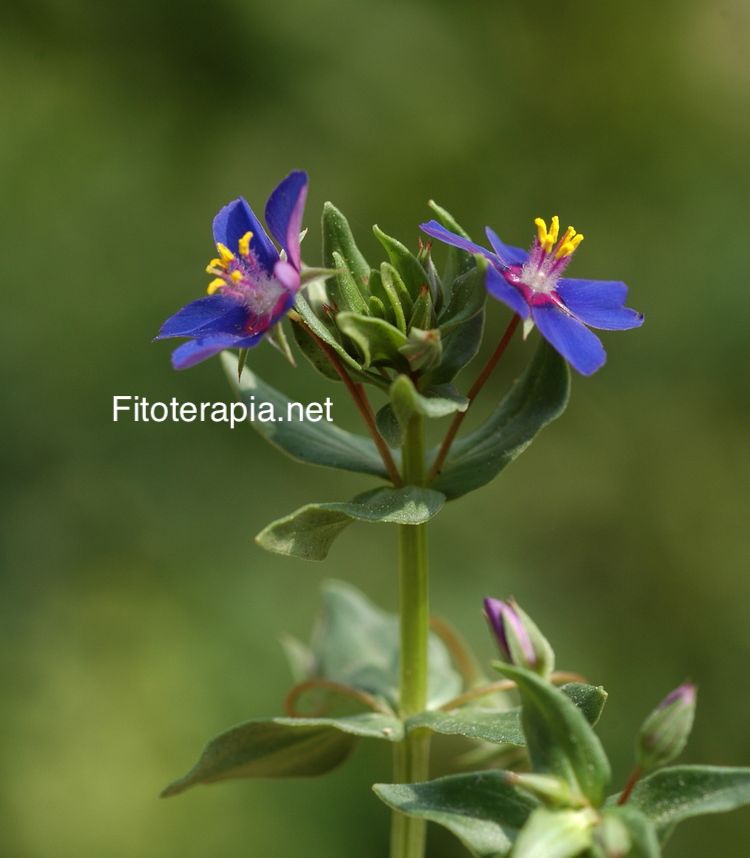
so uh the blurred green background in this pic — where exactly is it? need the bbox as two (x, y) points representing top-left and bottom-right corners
(2, 0), (749, 855)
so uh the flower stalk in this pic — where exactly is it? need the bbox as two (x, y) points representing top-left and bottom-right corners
(427, 313), (520, 481)
(391, 413), (431, 858)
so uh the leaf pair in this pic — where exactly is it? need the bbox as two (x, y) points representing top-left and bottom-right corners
(161, 584), (609, 802)
(376, 766), (750, 858)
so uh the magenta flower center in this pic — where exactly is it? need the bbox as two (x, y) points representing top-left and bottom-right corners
(206, 232), (288, 331)
(505, 216), (584, 301)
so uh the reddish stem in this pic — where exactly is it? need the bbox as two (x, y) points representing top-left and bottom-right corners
(294, 321), (402, 486)
(427, 314), (521, 482)
(618, 765), (643, 805)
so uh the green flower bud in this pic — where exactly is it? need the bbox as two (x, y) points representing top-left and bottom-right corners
(398, 327), (443, 371)
(637, 682), (697, 772)
(484, 597), (555, 678)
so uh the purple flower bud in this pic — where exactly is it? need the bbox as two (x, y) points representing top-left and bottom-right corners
(483, 597), (554, 677)
(637, 682), (697, 772)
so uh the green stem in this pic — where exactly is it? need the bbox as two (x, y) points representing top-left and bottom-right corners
(390, 414), (431, 858)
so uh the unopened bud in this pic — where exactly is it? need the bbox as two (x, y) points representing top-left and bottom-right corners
(637, 682), (697, 772)
(483, 597), (555, 678)
(399, 327), (443, 371)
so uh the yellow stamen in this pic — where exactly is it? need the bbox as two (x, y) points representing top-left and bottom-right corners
(207, 278), (225, 295)
(206, 259), (224, 274)
(230, 270), (242, 282)
(534, 217), (552, 252)
(238, 231), (253, 257)
(216, 242), (235, 263)
(556, 232), (584, 258)
(548, 215), (560, 245)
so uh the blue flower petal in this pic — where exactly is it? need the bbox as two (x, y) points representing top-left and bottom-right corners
(484, 227), (529, 267)
(556, 278), (644, 331)
(171, 332), (264, 371)
(212, 197), (278, 273)
(485, 265), (530, 319)
(265, 171), (308, 271)
(532, 303), (606, 376)
(155, 295), (248, 340)
(420, 220), (494, 259)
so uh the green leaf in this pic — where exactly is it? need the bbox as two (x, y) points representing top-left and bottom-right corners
(390, 374), (468, 432)
(407, 708), (525, 746)
(255, 486), (445, 561)
(406, 684), (607, 746)
(375, 403), (403, 448)
(328, 250), (370, 314)
(336, 312), (408, 368)
(223, 353), (386, 478)
(499, 665), (611, 806)
(290, 319), (342, 382)
(427, 200), (476, 287)
(432, 340), (570, 499)
(511, 807), (596, 858)
(623, 765), (750, 841)
(374, 771), (538, 858)
(311, 581), (462, 709)
(409, 285), (435, 330)
(322, 201), (371, 286)
(373, 224), (429, 300)
(595, 806), (661, 858)
(368, 294), (387, 318)
(162, 712), (403, 798)
(293, 290), (363, 373)
(426, 311), (485, 386)
(161, 719), (356, 797)
(438, 256), (487, 332)
(381, 262), (413, 326)
(560, 683), (609, 727)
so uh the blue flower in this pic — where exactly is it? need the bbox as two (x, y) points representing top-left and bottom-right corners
(156, 171), (308, 370)
(420, 215), (643, 375)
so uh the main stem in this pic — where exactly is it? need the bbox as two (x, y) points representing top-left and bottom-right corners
(390, 414), (431, 858)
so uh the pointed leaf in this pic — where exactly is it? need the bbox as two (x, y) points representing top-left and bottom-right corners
(427, 200), (476, 287)
(373, 224), (429, 300)
(293, 290), (363, 372)
(223, 354), (386, 478)
(512, 807), (596, 858)
(374, 771), (538, 858)
(438, 256), (487, 332)
(256, 486), (445, 561)
(561, 682), (608, 727)
(162, 712), (403, 798)
(500, 665), (611, 806)
(407, 684), (607, 745)
(432, 340), (570, 498)
(291, 319), (342, 381)
(390, 374), (468, 431)
(322, 201), (371, 286)
(336, 312), (408, 368)
(311, 581), (462, 709)
(161, 719), (356, 797)
(329, 250), (370, 314)
(426, 311), (485, 386)
(380, 262), (412, 326)
(623, 765), (750, 840)
(409, 286), (435, 330)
